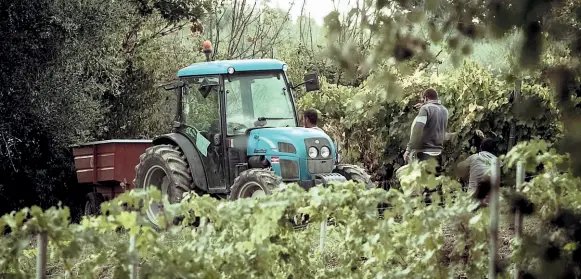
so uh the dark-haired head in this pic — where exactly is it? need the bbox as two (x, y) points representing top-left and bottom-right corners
(423, 88), (438, 101)
(480, 138), (496, 154)
(303, 108), (318, 127)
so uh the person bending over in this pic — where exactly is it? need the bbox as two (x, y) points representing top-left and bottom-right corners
(457, 138), (501, 206)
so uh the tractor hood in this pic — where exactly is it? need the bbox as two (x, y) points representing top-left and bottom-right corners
(246, 127), (336, 158)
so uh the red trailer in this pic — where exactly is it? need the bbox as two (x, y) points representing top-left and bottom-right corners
(71, 139), (152, 215)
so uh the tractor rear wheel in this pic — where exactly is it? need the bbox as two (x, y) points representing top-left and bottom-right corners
(133, 144), (193, 227)
(84, 192), (105, 216)
(332, 164), (374, 189)
(229, 169), (282, 200)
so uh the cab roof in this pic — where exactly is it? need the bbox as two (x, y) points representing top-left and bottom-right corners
(177, 58), (286, 77)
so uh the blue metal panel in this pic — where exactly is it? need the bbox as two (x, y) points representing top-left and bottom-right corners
(178, 59), (286, 77)
(246, 127), (336, 180)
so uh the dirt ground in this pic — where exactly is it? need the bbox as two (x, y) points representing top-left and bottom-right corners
(441, 208), (541, 274)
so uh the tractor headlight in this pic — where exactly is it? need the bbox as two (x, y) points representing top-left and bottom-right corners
(320, 146), (330, 158)
(282, 64), (288, 71)
(308, 147), (318, 158)
(227, 67), (235, 74)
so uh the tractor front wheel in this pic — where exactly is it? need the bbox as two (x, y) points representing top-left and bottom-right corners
(133, 145), (193, 227)
(332, 164), (374, 189)
(229, 169), (282, 200)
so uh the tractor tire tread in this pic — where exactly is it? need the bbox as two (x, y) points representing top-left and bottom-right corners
(167, 156), (187, 166)
(334, 164), (374, 189)
(133, 144), (193, 201)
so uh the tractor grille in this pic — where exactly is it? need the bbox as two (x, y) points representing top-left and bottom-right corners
(307, 159), (333, 174)
(278, 142), (296, 154)
(304, 137), (333, 174)
(280, 159), (299, 180)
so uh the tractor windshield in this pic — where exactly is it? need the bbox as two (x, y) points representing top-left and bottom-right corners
(225, 71), (296, 134)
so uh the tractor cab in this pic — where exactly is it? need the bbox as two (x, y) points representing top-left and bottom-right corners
(133, 41), (372, 226)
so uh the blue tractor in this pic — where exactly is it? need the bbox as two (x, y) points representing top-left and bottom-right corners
(133, 42), (373, 225)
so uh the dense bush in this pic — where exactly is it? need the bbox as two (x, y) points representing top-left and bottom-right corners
(2, 141), (580, 278)
(3, 0), (578, 217)
(298, 61), (561, 183)
(0, 0), (208, 217)
(0, 164), (481, 278)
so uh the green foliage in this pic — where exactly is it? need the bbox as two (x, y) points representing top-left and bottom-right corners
(503, 140), (581, 277)
(2, 0), (581, 276)
(298, 60), (560, 182)
(0, 0), (209, 216)
(320, 0), (581, 178)
(0, 162), (491, 278)
(2, 139), (578, 278)
(134, 0), (211, 22)
(0, 0), (129, 216)
(505, 140), (581, 218)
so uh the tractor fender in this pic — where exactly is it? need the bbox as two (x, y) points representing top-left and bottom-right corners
(152, 133), (208, 192)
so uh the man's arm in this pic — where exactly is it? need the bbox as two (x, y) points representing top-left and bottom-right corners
(407, 106), (428, 152)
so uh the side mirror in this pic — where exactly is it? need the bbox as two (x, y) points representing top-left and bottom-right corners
(304, 72), (320, 92)
(159, 80), (184, 91)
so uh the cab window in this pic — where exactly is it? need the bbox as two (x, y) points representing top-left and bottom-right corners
(182, 76), (221, 134)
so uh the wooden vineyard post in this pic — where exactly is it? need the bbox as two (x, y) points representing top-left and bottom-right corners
(129, 235), (137, 279)
(36, 232), (48, 279)
(319, 217), (327, 254)
(514, 162), (525, 279)
(507, 78), (522, 231)
(489, 157), (501, 279)
(508, 79), (522, 151)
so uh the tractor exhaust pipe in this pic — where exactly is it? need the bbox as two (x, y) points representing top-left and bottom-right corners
(202, 40), (213, 62)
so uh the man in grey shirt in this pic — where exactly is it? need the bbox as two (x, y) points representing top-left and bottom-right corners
(404, 88), (449, 169)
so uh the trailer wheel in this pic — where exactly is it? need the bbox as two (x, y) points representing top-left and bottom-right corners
(133, 144), (193, 227)
(333, 164), (374, 189)
(229, 169), (282, 200)
(85, 192), (105, 216)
